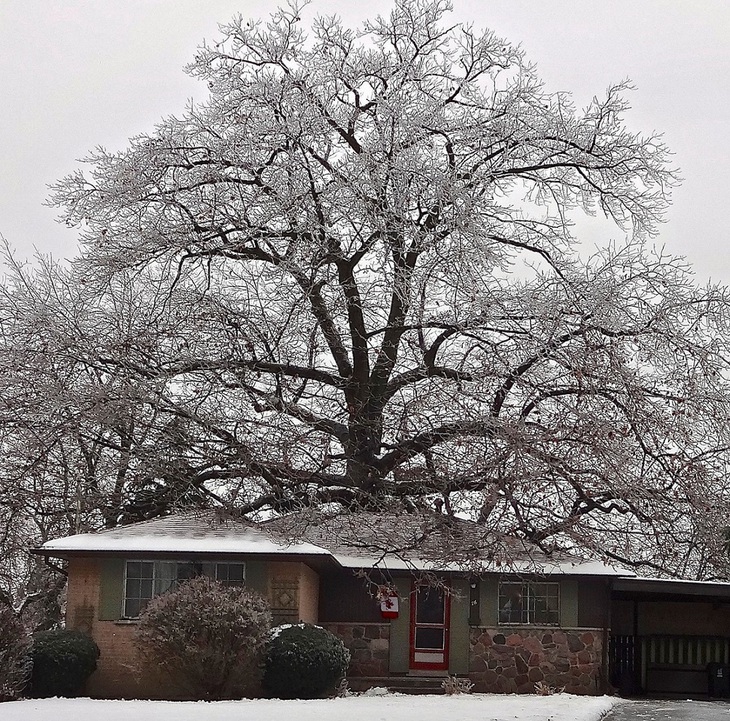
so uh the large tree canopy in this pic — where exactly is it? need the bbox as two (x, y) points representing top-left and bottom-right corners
(39, 0), (730, 576)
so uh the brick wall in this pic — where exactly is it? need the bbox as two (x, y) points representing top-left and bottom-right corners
(89, 621), (177, 698)
(65, 556), (326, 698)
(65, 558), (171, 698)
(298, 563), (320, 624)
(66, 557), (100, 633)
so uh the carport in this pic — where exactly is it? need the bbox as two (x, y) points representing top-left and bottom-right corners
(610, 578), (730, 696)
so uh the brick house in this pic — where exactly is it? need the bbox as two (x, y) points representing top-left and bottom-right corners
(35, 510), (730, 698)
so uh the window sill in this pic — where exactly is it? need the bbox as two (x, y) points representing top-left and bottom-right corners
(498, 623), (560, 628)
(114, 619), (140, 625)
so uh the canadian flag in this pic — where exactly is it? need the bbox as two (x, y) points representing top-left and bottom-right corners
(378, 587), (399, 619)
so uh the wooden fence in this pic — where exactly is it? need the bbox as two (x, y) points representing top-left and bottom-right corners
(610, 634), (730, 695)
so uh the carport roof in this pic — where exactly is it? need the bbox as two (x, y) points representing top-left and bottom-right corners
(613, 576), (730, 601)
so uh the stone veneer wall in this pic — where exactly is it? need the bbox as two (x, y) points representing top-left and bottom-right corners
(469, 628), (603, 695)
(322, 623), (390, 678)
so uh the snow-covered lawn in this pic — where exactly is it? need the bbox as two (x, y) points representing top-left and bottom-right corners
(3, 693), (619, 721)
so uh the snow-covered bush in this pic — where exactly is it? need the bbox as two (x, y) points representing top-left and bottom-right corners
(135, 576), (271, 699)
(263, 623), (350, 699)
(0, 605), (31, 701)
(30, 629), (99, 698)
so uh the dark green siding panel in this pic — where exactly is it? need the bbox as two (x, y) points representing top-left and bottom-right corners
(448, 578), (470, 674)
(389, 577), (411, 673)
(577, 578), (609, 628)
(480, 576), (499, 626)
(245, 560), (268, 596)
(318, 574), (381, 623)
(98, 558), (125, 620)
(561, 578), (579, 627)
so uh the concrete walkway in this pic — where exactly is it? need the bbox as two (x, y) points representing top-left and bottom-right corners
(607, 699), (730, 720)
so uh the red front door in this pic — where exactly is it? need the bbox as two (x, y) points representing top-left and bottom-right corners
(409, 581), (450, 670)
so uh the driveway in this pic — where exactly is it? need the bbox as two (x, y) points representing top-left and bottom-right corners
(607, 699), (730, 720)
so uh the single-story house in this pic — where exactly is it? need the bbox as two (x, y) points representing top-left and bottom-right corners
(34, 510), (730, 699)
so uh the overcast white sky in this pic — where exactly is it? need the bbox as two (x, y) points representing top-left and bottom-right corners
(1, 1), (729, 283)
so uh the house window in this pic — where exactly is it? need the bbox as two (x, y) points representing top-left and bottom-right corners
(123, 561), (155, 619)
(498, 581), (560, 625)
(215, 562), (246, 586)
(123, 560), (245, 618)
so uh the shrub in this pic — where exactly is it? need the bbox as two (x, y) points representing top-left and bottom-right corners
(0, 605), (31, 701)
(263, 623), (350, 699)
(30, 629), (99, 698)
(135, 575), (271, 700)
(534, 680), (564, 695)
(441, 674), (474, 695)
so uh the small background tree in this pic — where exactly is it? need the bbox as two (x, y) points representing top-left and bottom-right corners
(0, 605), (31, 701)
(263, 623), (350, 699)
(135, 575), (271, 699)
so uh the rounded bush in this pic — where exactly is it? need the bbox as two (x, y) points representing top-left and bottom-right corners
(30, 629), (99, 698)
(0, 605), (31, 701)
(263, 623), (350, 699)
(135, 576), (271, 700)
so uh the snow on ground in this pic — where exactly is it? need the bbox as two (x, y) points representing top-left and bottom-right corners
(2, 693), (620, 721)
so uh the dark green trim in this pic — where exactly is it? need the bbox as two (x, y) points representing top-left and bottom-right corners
(480, 576), (499, 626)
(245, 560), (268, 596)
(468, 577), (481, 625)
(98, 558), (125, 620)
(560, 578), (579, 627)
(389, 577), (411, 673)
(448, 578), (470, 674)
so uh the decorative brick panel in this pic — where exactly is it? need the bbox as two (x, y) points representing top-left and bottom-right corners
(270, 578), (300, 624)
(469, 627), (603, 695)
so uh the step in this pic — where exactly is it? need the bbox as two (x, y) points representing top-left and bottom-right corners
(347, 675), (448, 695)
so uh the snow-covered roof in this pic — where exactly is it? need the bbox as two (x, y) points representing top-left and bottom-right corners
(39, 512), (332, 557)
(38, 509), (632, 577)
(265, 511), (633, 577)
(332, 553), (631, 576)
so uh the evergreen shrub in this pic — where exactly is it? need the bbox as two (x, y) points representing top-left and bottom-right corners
(30, 629), (99, 697)
(263, 623), (350, 699)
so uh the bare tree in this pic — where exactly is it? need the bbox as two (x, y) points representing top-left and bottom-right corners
(46, 0), (730, 576)
(0, 249), (219, 614)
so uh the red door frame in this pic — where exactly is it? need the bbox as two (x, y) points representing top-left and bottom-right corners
(409, 580), (451, 671)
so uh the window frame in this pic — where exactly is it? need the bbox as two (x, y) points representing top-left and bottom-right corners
(121, 559), (246, 619)
(214, 562), (247, 587)
(122, 560), (155, 620)
(497, 580), (560, 626)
